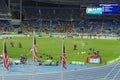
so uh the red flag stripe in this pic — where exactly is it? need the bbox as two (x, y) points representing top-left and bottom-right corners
(62, 41), (66, 69)
(33, 32), (37, 62)
(62, 52), (66, 69)
(33, 45), (37, 62)
(3, 41), (10, 70)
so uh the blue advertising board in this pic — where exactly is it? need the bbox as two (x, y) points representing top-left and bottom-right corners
(86, 4), (119, 15)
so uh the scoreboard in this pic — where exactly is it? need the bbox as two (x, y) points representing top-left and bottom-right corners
(86, 4), (119, 15)
(99, 4), (119, 14)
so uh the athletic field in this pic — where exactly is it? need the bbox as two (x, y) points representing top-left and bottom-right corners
(0, 36), (120, 64)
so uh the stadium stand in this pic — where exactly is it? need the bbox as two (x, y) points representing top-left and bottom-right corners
(0, 0), (120, 36)
(0, 0), (9, 14)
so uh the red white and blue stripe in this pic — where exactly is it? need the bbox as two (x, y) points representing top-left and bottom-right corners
(62, 40), (66, 69)
(33, 32), (37, 62)
(3, 40), (10, 70)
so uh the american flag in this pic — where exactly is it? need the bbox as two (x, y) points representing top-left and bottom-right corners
(3, 40), (10, 70)
(62, 40), (67, 69)
(33, 32), (37, 62)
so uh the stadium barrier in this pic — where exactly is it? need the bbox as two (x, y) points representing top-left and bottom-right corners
(71, 61), (85, 65)
(1, 34), (25, 38)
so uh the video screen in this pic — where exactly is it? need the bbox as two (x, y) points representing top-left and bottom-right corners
(86, 4), (119, 15)
(99, 4), (119, 14)
(86, 7), (102, 14)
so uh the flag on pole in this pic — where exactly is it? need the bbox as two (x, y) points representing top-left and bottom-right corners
(62, 40), (67, 69)
(33, 32), (37, 62)
(3, 40), (10, 70)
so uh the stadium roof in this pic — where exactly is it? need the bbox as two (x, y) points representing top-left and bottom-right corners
(32, 0), (120, 5)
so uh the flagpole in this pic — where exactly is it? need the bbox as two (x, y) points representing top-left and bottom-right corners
(2, 40), (5, 80)
(32, 31), (35, 80)
(32, 60), (35, 80)
(61, 38), (64, 80)
(2, 64), (4, 80)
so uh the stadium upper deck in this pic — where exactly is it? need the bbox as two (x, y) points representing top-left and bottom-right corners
(0, 0), (119, 35)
